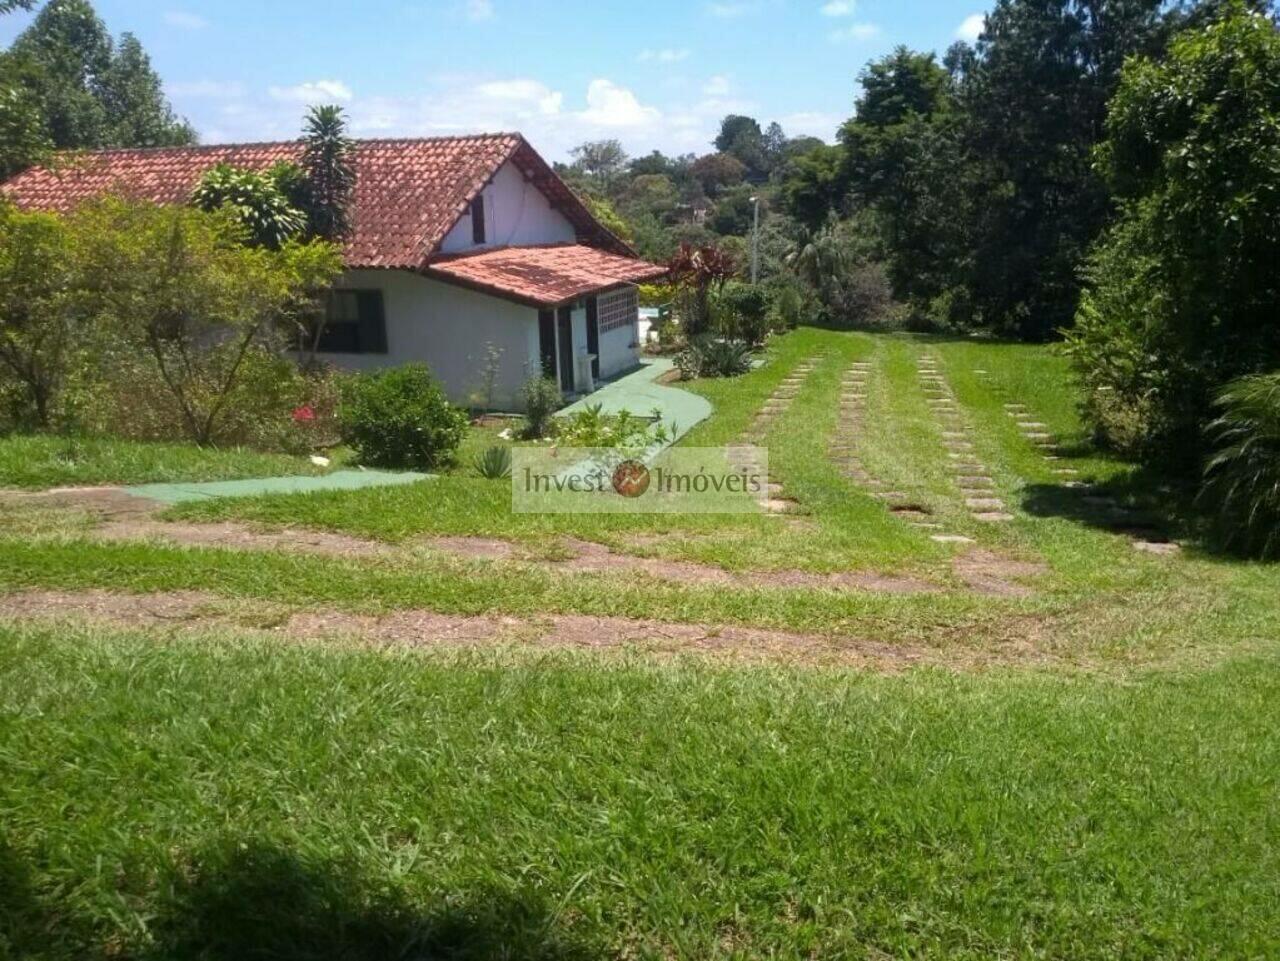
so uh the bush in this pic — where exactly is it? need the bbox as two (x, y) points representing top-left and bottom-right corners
(338, 365), (468, 470)
(1201, 373), (1280, 557)
(555, 403), (672, 450)
(716, 281), (772, 346)
(676, 336), (753, 379)
(472, 444), (512, 479)
(521, 376), (563, 439)
(1066, 7), (1280, 463)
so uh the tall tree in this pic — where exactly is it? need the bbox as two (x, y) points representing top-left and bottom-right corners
(300, 104), (356, 242)
(7, 0), (193, 151)
(570, 139), (628, 191)
(1, 1), (37, 15)
(715, 114), (768, 180)
(956, 0), (1168, 339)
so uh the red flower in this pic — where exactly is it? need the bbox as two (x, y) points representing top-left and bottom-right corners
(292, 405), (316, 423)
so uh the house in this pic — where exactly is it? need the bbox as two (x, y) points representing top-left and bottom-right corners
(0, 134), (666, 410)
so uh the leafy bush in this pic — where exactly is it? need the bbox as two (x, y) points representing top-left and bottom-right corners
(472, 444), (512, 479)
(675, 336), (753, 379)
(1066, 7), (1280, 463)
(555, 403), (672, 450)
(191, 163), (306, 249)
(520, 376), (563, 439)
(716, 281), (772, 346)
(1201, 373), (1280, 558)
(338, 365), (468, 471)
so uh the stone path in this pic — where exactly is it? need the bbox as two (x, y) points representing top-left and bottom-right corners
(918, 354), (1011, 532)
(737, 356), (820, 514)
(830, 359), (880, 491)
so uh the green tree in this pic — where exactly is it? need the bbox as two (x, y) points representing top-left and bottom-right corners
(0, 206), (81, 428)
(0, 53), (51, 178)
(957, 0), (1168, 338)
(1065, 3), (1280, 460)
(71, 198), (342, 445)
(570, 139), (628, 191)
(690, 151), (746, 196)
(300, 105), (356, 241)
(191, 163), (307, 249)
(8, 0), (193, 150)
(714, 114), (768, 178)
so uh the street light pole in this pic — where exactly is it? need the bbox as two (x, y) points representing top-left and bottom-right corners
(749, 195), (760, 284)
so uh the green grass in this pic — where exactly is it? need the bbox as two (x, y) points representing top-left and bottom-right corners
(1, 624), (1276, 959)
(0, 434), (330, 489)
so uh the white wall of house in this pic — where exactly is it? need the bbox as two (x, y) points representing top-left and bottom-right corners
(439, 160), (578, 254)
(596, 288), (642, 381)
(317, 269), (541, 410)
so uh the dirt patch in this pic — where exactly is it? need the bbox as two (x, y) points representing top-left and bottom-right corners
(0, 588), (1030, 671)
(0, 486), (158, 519)
(952, 550), (1048, 597)
(96, 517), (392, 558)
(418, 535), (518, 561)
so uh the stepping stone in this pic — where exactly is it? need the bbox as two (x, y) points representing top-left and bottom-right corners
(1020, 422), (1048, 429)
(1053, 468), (1079, 477)
(874, 491), (909, 500)
(941, 431), (970, 440)
(1063, 481), (1091, 490)
(1022, 432), (1053, 441)
(932, 534), (975, 544)
(950, 465), (986, 474)
(1134, 540), (1181, 556)
(971, 369), (988, 374)
(763, 498), (799, 513)
(974, 512), (1015, 522)
(957, 475), (994, 487)
(966, 497), (1006, 511)
(1003, 404), (1027, 411)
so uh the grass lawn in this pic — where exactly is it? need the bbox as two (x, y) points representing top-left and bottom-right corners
(0, 434), (333, 489)
(1, 626), (1276, 959)
(2, 326), (1278, 958)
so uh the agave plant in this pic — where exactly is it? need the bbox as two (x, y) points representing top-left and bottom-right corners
(1202, 373), (1280, 557)
(472, 444), (512, 480)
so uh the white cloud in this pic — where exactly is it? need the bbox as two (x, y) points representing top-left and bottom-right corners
(703, 75), (731, 97)
(268, 80), (354, 104)
(163, 10), (208, 29)
(638, 48), (690, 64)
(707, 2), (756, 18)
(956, 13), (985, 41)
(464, 0), (494, 21)
(578, 79), (661, 128)
(779, 111), (839, 140)
(820, 1), (854, 15)
(829, 22), (880, 41)
(476, 79), (563, 116)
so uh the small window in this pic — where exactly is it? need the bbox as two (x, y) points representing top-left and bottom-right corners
(470, 195), (486, 244)
(304, 290), (388, 354)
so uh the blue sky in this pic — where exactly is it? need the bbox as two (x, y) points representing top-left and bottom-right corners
(2, 0), (987, 160)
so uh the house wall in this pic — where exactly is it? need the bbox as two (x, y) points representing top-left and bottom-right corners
(318, 269), (541, 410)
(439, 160), (578, 254)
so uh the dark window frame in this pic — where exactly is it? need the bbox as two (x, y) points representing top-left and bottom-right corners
(471, 194), (486, 244)
(305, 289), (388, 355)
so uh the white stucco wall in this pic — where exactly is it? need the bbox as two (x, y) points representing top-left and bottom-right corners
(316, 269), (541, 410)
(598, 318), (640, 380)
(439, 160), (578, 254)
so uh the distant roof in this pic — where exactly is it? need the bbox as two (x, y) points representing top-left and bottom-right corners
(0, 134), (634, 268)
(427, 244), (668, 307)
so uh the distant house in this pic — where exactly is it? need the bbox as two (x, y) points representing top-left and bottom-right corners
(0, 134), (666, 410)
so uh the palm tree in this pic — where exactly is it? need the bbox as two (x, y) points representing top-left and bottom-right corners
(301, 105), (355, 242)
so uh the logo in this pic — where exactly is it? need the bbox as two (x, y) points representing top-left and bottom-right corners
(611, 459), (651, 498)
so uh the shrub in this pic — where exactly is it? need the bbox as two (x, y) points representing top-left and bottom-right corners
(1201, 373), (1280, 557)
(191, 163), (306, 249)
(676, 336), (753, 379)
(338, 365), (468, 470)
(555, 403), (672, 450)
(716, 281), (772, 346)
(472, 444), (512, 479)
(1066, 7), (1280, 464)
(521, 376), (563, 439)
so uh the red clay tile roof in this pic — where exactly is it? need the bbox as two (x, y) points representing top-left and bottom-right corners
(0, 134), (634, 268)
(426, 244), (668, 307)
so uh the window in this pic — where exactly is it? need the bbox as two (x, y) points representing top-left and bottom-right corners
(470, 194), (486, 244)
(304, 290), (388, 354)
(597, 288), (638, 334)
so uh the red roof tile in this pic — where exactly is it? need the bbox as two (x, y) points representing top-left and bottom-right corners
(426, 244), (668, 306)
(0, 134), (633, 268)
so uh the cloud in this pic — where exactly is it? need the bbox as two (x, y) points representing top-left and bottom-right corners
(463, 0), (494, 21)
(703, 75), (731, 97)
(956, 13), (985, 41)
(476, 79), (563, 116)
(707, 2), (757, 18)
(578, 79), (661, 128)
(163, 10), (208, 29)
(268, 80), (354, 104)
(638, 48), (690, 64)
(829, 22), (880, 41)
(820, 0), (854, 15)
